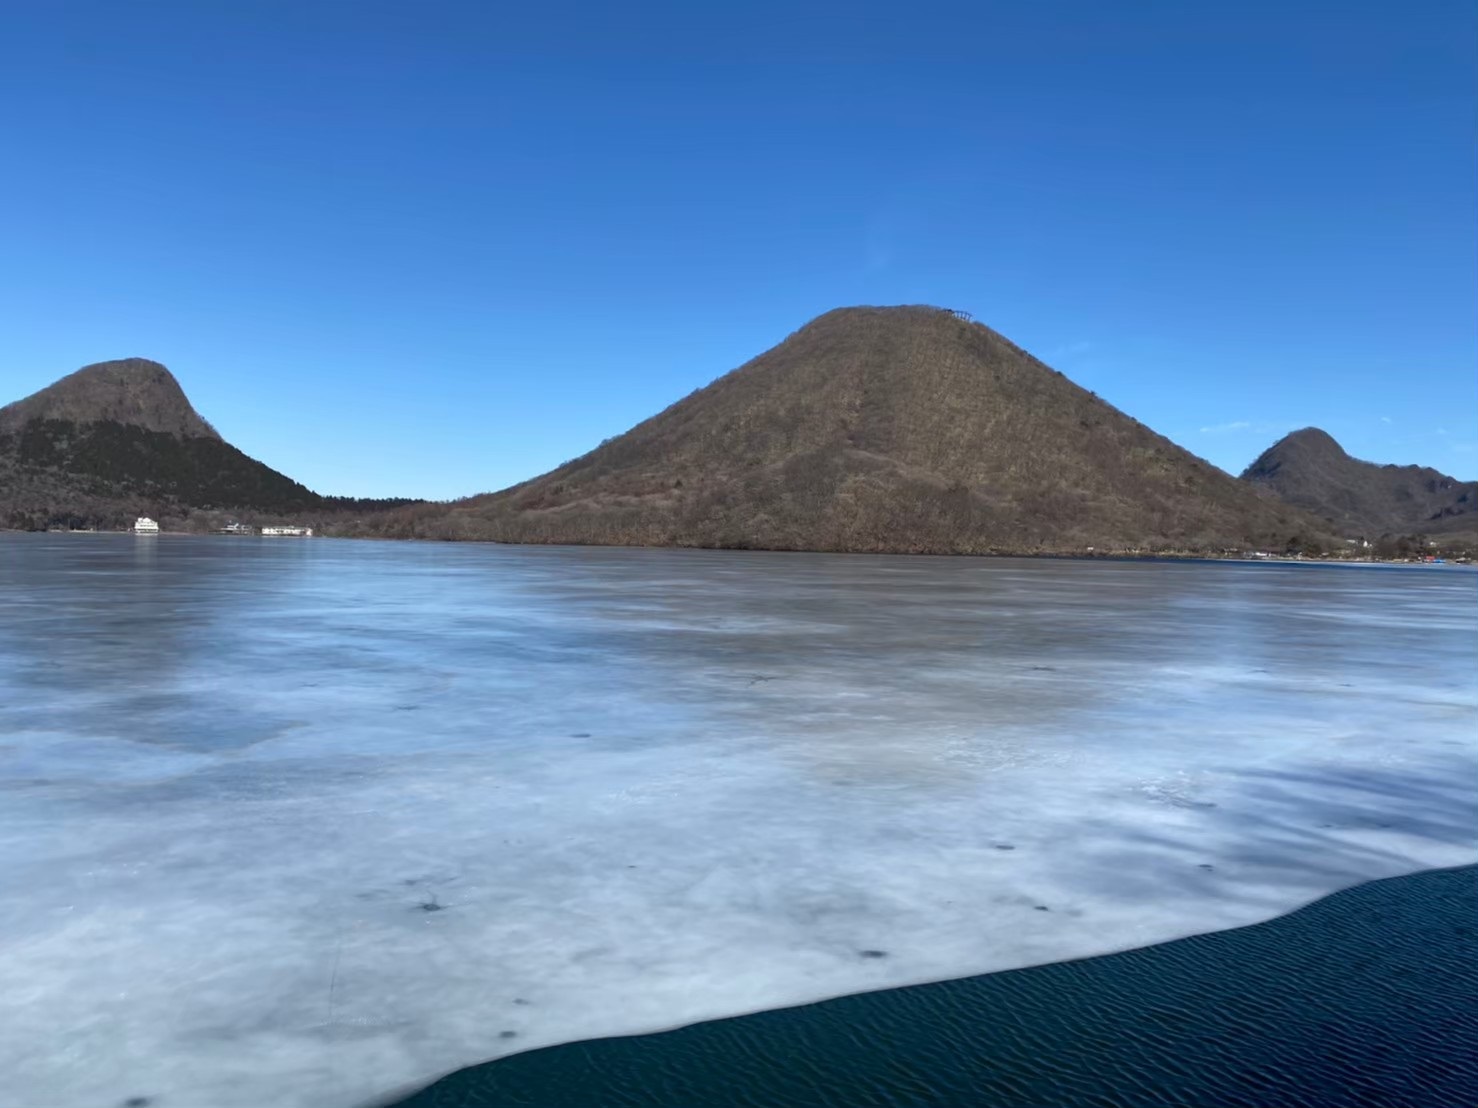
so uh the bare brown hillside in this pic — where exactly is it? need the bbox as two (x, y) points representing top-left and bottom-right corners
(1242, 428), (1477, 540)
(356, 306), (1329, 554)
(0, 358), (220, 439)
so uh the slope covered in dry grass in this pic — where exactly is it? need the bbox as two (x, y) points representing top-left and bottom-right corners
(359, 306), (1327, 554)
(1243, 428), (1476, 542)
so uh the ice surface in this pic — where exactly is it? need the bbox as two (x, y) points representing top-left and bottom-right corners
(1, 535), (1474, 1108)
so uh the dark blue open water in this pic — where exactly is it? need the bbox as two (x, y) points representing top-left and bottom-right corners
(393, 866), (1477, 1108)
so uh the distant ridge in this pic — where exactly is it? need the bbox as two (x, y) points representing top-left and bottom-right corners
(0, 358), (414, 531)
(357, 305), (1329, 554)
(1241, 428), (1476, 538)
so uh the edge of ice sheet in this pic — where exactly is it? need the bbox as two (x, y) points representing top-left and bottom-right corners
(1, 539), (1474, 1108)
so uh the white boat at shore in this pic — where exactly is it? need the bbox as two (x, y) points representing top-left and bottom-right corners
(133, 517), (160, 534)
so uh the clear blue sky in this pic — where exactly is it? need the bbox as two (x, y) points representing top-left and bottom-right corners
(2, 0), (1474, 499)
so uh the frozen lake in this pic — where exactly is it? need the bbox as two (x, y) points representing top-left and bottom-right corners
(1, 535), (1474, 1108)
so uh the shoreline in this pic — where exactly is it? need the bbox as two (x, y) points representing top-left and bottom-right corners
(3, 527), (1469, 568)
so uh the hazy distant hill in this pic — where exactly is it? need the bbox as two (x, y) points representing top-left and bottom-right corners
(356, 306), (1328, 554)
(0, 358), (413, 530)
(1241, 428), (1477, 539)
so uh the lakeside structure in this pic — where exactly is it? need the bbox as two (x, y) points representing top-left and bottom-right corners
(132, 517), (159, 534)
(260, 525), (313, 537)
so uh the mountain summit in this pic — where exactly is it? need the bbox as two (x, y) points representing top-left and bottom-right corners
(0, 357), (413, 531)
(0, 358), (220, 440)
(369, 305), (1324, 553)
(1241, 428), (1476, 537)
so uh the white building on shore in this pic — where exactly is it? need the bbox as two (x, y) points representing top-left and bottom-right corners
(133, 517), (160, 534)
(260, 525), (313, 537)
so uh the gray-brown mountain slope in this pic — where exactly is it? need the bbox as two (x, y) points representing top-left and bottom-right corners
(358, 306), (1330, 554)
(1241, 428), (1477, 538)
(0, 358), (220, 439)
(0, 358), (413, 530)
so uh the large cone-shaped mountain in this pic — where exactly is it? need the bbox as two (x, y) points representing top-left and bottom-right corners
(375, 306), (1326, 553)
(1242, 427), (1477, 538)
(0, 358), (409, 531)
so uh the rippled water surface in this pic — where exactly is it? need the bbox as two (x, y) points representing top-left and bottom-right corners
(399, 865), (1478, 1108)
(0, 535), (1473, 1108)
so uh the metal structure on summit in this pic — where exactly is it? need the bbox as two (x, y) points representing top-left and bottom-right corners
(941, 307), (974, 322)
